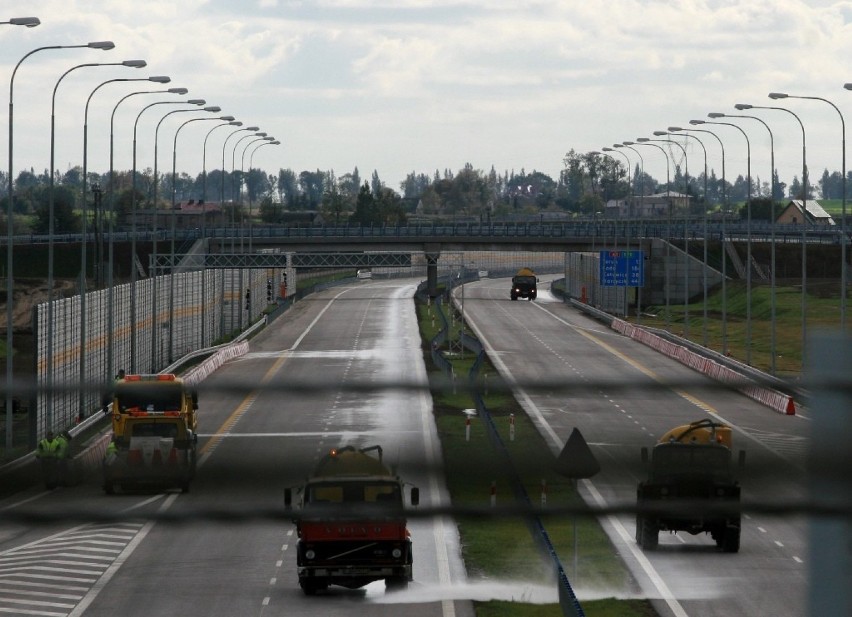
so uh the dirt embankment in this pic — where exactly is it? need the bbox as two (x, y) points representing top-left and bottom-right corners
(1, 278), (78, 377)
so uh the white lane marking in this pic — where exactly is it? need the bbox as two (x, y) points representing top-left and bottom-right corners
(793, 556), (803, 564)
(460, 293), (691, 617)
(67, 494), (179, 617)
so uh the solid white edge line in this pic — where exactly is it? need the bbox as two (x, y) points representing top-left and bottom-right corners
(67, 493), (180, 617)
(455, 287), (690, 617)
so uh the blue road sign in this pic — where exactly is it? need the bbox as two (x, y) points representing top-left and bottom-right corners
(599, 250), (644, 287)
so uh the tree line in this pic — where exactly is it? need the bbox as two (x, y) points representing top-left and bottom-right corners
(0, 149), (844, 234)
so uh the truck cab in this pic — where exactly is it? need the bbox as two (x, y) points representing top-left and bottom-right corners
(510, 267), (537, 300)
(285, 446), (419, 595)
(104, 374), (198, 494)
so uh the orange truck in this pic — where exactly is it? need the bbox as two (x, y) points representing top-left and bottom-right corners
(285, 445), (419, 595)
(103, 374), (198, 494)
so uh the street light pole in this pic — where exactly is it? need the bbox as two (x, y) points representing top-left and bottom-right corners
(167, 114), (232, 360)
(81, 67), (150, 292)
(713, 110), (779, 374)
(631, 139), (672, 332)
(247, 139), (281, 244)
(52, 60), (141, 423)
(150, 104), (219, 369)
(668, 128), (710, 346)
(105, 84), (183, 378)
(619, 142), (646, 321)
(241, 136), (275, 252)
(652, 133), (692, 338)
(7, 39), (113, 442)
(687, 122), (729, 354)
(776, 90), (847, 334)
(129, 98), (203, 370)
(705, 115), (753, 365)
(202, 120), (242, 233)
(1, 17), (40, 27)
(736, 102), (809, 370)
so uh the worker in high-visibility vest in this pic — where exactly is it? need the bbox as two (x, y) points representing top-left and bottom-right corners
(36, 431), (62, 488)
(36, 431), (60, 459)
(55, 431), (72, 485)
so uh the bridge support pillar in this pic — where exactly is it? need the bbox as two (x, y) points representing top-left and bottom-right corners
(425, 244), (441, 297)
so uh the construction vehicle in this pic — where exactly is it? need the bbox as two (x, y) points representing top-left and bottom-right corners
(103, 374), (198, 494)
(510, 267), (537, 300)
(635, 419), (744, 552)
(284, 445), (419, 595)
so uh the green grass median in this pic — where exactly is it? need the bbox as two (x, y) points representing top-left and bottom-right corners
(416, 300), (657, 617)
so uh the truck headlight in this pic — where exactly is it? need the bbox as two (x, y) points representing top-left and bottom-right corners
(391, 548), (402, 559)
(305, 550), (316, 560)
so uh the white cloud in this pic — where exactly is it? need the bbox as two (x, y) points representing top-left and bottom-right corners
(2, 0), (852, 189)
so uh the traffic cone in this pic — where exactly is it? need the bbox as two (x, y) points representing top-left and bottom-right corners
(785, 397), (796, 415)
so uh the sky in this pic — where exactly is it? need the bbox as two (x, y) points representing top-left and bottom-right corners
(3, 0), (852, 195)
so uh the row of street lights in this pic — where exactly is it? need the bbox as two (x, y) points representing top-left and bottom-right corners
(597, 87), (851, 374)
(4, 16), (281, 434)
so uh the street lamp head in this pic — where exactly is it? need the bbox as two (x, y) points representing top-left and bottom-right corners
(246, 126), (260, 131)
(203, 106), (221, 112)
(653, 130), (667, 136)
(187, 99), (206, 105)
(270, 141), (280, 145)
(148, 76), (171, 83)
(636, 137), (650, 142)
(589, 150), (601, 155)
(768, 92), (788, 99)
(230, 121), (243, 126)
(263, 136), (275, 141)
(219, 115), (236, 121)
(689, 120), (705, 125)
(122, 59), (147, 68)
(602, 147), (613, 151)
(668, 126), (683, 131)
(88, 41), (115, 50)
(168, 87), (188, 94)
(708, 112), (726, 118)
(734, 103), (752, 110)
(10, 17), (40, 27)
(622, 141), (635, 145)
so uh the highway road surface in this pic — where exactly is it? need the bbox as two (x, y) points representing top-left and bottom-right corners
(0, 281), (474, 617)
(454, 275), (811, 617)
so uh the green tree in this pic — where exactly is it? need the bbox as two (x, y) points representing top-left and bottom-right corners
(33, 185), (80, 233)
(277, 168), (299, 208)
(349, 182), (378, 224)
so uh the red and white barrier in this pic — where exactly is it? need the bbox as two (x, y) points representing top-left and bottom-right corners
(612, 318), (796, 415)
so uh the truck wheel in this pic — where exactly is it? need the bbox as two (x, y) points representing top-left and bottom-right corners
(510, 295), (517, 301)
(299, 578), (327, 595)
(639, 517), (658, 550)
(721, 525), (740, 553)
(385, 576), (409, 591)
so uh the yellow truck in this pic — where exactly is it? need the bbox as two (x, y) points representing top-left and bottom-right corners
(103, 374), (198, 494)
(510, 267), (537, 301)
(636, 419), (743, 552)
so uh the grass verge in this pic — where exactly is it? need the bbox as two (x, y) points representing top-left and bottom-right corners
(416, 299), (657, 617)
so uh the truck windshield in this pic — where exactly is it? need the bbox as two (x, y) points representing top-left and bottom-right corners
(306, 481), (401, 505)
(116, 383), (184, 412)
(514, 276), (536, 285)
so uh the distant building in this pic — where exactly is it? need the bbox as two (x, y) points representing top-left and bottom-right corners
(130, 200), (226, 230)
(776, 200), (835, 226)
(607, 191), (690, 218)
